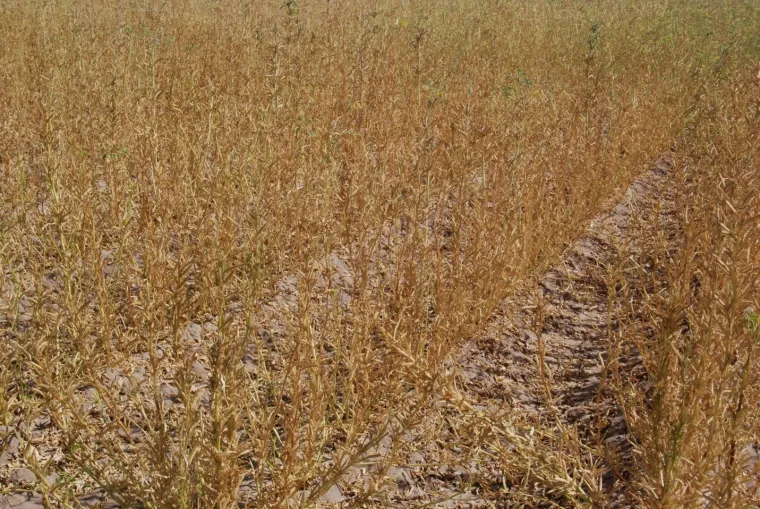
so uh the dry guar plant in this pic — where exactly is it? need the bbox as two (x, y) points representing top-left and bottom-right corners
(0, 0), (758, 507)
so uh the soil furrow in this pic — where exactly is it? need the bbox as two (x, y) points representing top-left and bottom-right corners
(373, 152), (680, 507)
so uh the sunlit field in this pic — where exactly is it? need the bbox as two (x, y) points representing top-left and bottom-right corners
(1, 0), (758, 507)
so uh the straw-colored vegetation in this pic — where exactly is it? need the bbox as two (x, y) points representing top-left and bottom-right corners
(0, 0), (758, 507)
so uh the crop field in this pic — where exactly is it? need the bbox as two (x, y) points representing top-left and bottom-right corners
(0, 0), (759, 507)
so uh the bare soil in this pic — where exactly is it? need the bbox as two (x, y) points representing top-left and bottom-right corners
(1, 154), (677, 509)
(329, 153), (678, 507)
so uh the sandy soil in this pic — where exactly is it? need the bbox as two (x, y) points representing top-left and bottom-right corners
(1, 154), (677, 508)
